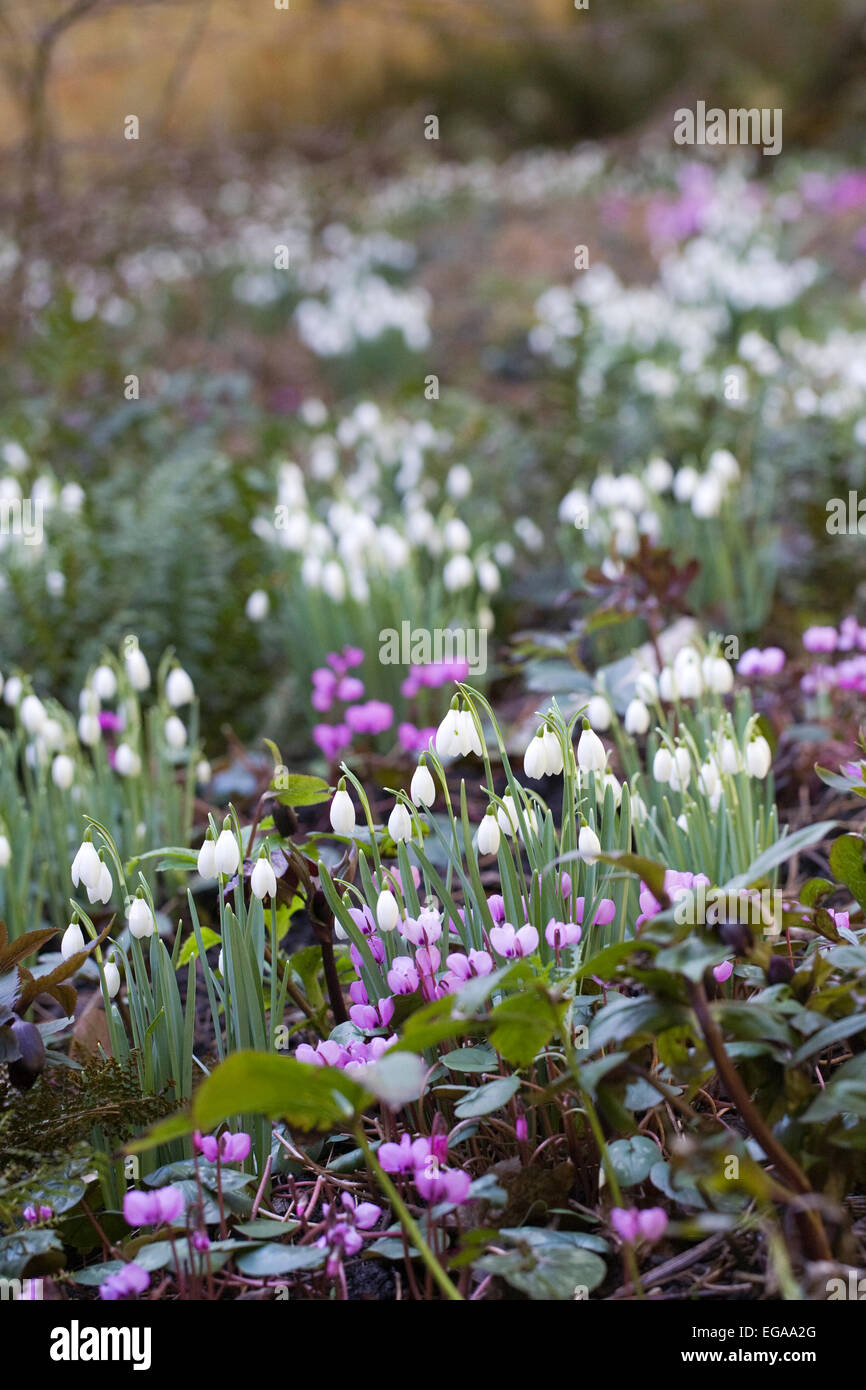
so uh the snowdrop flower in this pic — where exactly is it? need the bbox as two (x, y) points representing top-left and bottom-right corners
(658, 666), (675, 702)
(600, 772), (622, 807)
(388, 802), (412, 843)
(676, 813), (689, 831)
(71, 838), (101, 891)
(630, 792), (648, 824)
(128, 895), (155, 940)
(376, 889), (400, 933)
(435, 702), (462, 758)
(61, 923), (85, 961)
(698, 760), (720, 798)
(410, 760), (435, 807)
(19, 694), (46, 735)
(634, 669), (658, 703)
(576, 723), (606, 774)
(578, 824), (601, 863)
(644, 456), (673, 492)
(114, 743), (141, 777)
(624, 698), (650, 735)
(543, 728), (563, 775)
(457, 709), (483, 757)
(708, 449), (739, 484)
(496, 794), (520, 837)
(669, 745), (691, 792)
(103, 959), (121, 999)
(51, 753), (75, 790)
(691, 472), (724, 519)
(443, 517), (472, 552)
(246, 589), (269, 621)
(586, 695), (612, 731)
(702, 655), (734, 694)
(165, 666), (194, 707)
(164, 715), (187, 750)
(477, 809), (501, 857)
(446, 464), (472, 499)
(652, 746), (673, 783)
(251, 854), (278, 900)
(746, 735), (772, 779)
(197, 834), (216, 879)
(524, 731), (548, 780)
(0, 834), (10, 868)
(442, 553), (474, 591)
(719, 737), (742, 775)
(673, 466), (699, 502)
(3, 675), (22, 707)
(87, 860), (113, 906)
(329, 783), (356, 837)
(78, 713), (100, 746)
(92, 665), (117, 700)
(214, 826), (240, 876)
(196, 759), (212, 785)
(477, 558), (500, 594)
(125, 645), (150, 691)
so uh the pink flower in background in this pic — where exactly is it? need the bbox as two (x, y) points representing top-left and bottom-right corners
(444, 947), (493, 987)
(738, 646), (786, 678)
(123, 1186), (185, 1227)
(397, 721), (437, 753)
(803, 625), (838, 653)
(574, 895), (616, 927)
(489, 922), (539, 959)
(349, 995), (395, 1031)
(345, 700), (394, 735)
(312, 722), (352, 759)
(545, 918), (581, 949)
(336, 676), (364, 702)
(713, 959), (734, 983)
(611, 1206), (668, 1244)
(487, 893), (506, 923)
(100, 1262), (150, 1301)
(388, 956), (420, 995)
(296, 1039), (349, 1068)
(414, 1165), (472, 1205)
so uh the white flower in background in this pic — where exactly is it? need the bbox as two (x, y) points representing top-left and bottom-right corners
(125, 645), (150, 691)
(669, 745), (692, 792)
(78, 713), (100, 746)
(60, 482), (85, 513)
(87, 861), (113, 905)
(410, 761), (435, 807)
(558, 487), (590, 526)
(214, 827), (241, 876)
(164, 716), (187, 750)
(542, 728), (563, 776)
(329, 784), (356, 837)
(376, 889), (400, 932)
(251, 854), (278, 900)
(435, 704), (462, 758)
(698, 760), (720, 799)
(388, 802), (412, 843)
(19, 694), (45, 735)
(196, 759), (212, 785)
(673, 466), (699, 503)
(443, 517), (472, 552)
(576, 724), (606, 774)
(691, 472), (724, 519)
(165, 666), (195, 707)
(676, 813), (690, 832)
(477, 558), (501, 595)
(197, 835), (216, 879)
(578, 824), (601, 863)
(216, 949), (224, 975)
(630, 793), (648, 824)
(586, 695), (612, 731)
(477, 810), (501, 856)
(652, 746), (673, 783)
(46, 570), (65, 597)
(496, 794), (520, 837)
(1, 441), (28, 471)
(92, 665), (117, 700)
(746, 735), (772, 779)
(128, 895), (155, 939)
(702, 655), (734, 694)
(321, 561), (346, 602)
(443, 553), (474, 591)
(61, 923), (85, 961)
(658, 667), (675, 702)
(246, 589), (270, 622)
(114, 743), (141, 778)
(600, 772), (622, 807)
(445, 464), (472, 500)
(524, 731), (548, 780)
(624, 699), (650, 736)
(40, 718), (63, 751)
(708, 449), (739, 484)
(103, 959), (121, 998)
(71, 838), (100, 890)
(79, 686), (99, 715)
(0, 834), (10, 868)
(52, 754), (75, 790)
(634, 669), (658, 703)
(644, 456), (673, 492)
(719, 737), (742, 775)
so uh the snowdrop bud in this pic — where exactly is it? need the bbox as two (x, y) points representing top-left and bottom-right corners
(624, 699), (650, 736)
(197, 836), (216, 879)
(658, 667), (675, 702)
(87, 861), (113, 905)
(719, 738), (741, 775)
(578, 824), (601, 863)
(251, 855), (278, 900)
(196, 759), (212, 785)
(410, 761), (435, 807)
(587, 695), (612, 731)
(542, 728), (563, 776)
(644, 456), (673, 492)
(92, 665), (117, 700)
(676, 813), (689, 831)
(496, 794), (519, 837)
(477, 559), (500, 594)
(443, 517), (472, 552)
(477, 810), (501, 857)
(71, 838), (100, 890)
(114, 743), (141, 777)
(0, 834), (10, 867)
(376, 889), (400, 932)
(164, 716), (187, 750)
(746, 736), (772, 779)
(634, 669), (658, 703)
(246, 589), (269, 621)
(691, 473), (724, 519)
(329, 784), (356, 837)
(217, 950), (224, 975)
(388, 802), (412, 843)
(524, 731), (548, 780)
(576, 723), (607, 774)
(435, 702), (461, 759)
(125, 645), (151, 691)
(78, 713), (100, 746)
(3, 675), (22, 707)
(446, 464), (472, 499)
(61, 923), (85, 961)
(104, 959), (121, 999)
(630, 793), (648, 824)
(128, 895), (155, 940)
(702, 655), (733, 693)
(442, 553), (474, 591)
(214, 827), (240, 877)
(165, 667), (195, 707)
(673, 465), (699, 502)
(652, 747), (673, 783)
(51, 753), (75, 790)
(19, 694), (46, 735)
(698, 761), (720, 798)
(600, 772), (622, 807)
(674, 661), (703, 700)
(708, 449), (739, 484)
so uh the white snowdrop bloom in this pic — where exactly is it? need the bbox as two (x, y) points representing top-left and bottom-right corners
(125, 646), (151, 691)
(61, 923), (85, 961)
(624, 699), (650, 736)
(707, 449), (739, 485)
(644, 456), (674, 493)
(542, 728), (563, 776)
(128, 896), (156, 939)
(515, 516), (544, 551)
(300, 397), (328, 428)
(691, 473), (724, 519)
(388, 802), (412, 843)
(60, 482), (85, 513)
(329, 787), (356, 837)
(672, 745), (692, 785)
(1, 441), (28, 471)
(79, 686), (99, 714)
(586, 695), (612, 732)
(251, 855), (278, 900)
(637, 509), (662, 542)
(477, 811), (501, 857)
(719, 738), (742, 775)
(703, 655), (734, 694)
(676, 814), (690, 832)
(71, 839), (101, 890)
(246, 589), (270, 621)
(600, 772), (622, 807)
(321, 561), (346, 602)
(435, 705), (462, 759)
(673, 466), (699, 502)
(493, 540), (515, 566)
(496, 794), (520, 837)
(165, 666), (195, 707)
(41, 718), (62, 751)
(576, 725), (607, 774)
(445, 465), (472, 501)
(78, 713), (100, 746)
(103, 959), (121, 999)
(0, 834), (10, 868)
(634, 669), (658, 703)
(410, 761), (435, 807)
(457, 709), (483, 758)
(214, 828), (240, 876)
(376, 889), (400, 932)
(746, 736), (772, 779)
(524, 732), (548, 781)
(698, 760), (720, 798)
(0, 476), (21, 503)
(114, 743), (141, 777)
(558, 488), (590, 526)
(629, 793), (648, 825)
(46, 569), (66, 597)
(652, 747), (674, 783)
(216, 949), (225, 975)
(600, 556), (624, 582)
(578, 824), (601, 863)
(19, 694), (46, 735)
(443, 517), (472, 552)
(3, 675), (22, 708)
(405, 507), (435, 547)
(52, 753), (75, 790)
(87, 861), (113, 906)
(164, 716), (187, 750)
(196, 759), (212, 785)
(92, 665), (117, 700)
(477, 558), (501, 595)
(197, 837), (216, 879)
(658, 667), (675, 702)
(443, 553), (474, 592)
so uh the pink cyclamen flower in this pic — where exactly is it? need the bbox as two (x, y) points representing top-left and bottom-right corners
(713, 959), (734, 983)
(446, 948), (493, 982)
(123, 1186), (185, 1227)
(312, 723), (352, 759)
(296, 1039), (349, 1068)
(345, 700), (394, 736)
(545, 918), (581, 949)
(22, 1204), (52, 1224)
(387, 956), (420, 995)
(336, 676), (364, 702)
(378, 1132), (434, 1174)
(802, 625), (838, 654)
(611, 1206), (668, 1244)
(489, 922), (539, 959)
(487, 894), (506, 924)
(349, 996), (395, 1031)
(192, 1231), (210, 1252)
(574, 895), (616, 927)
(414, 1165), (472, 1206)
(100, 1262), (150, 1301)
